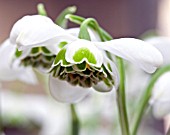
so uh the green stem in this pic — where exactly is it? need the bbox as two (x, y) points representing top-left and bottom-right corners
(37, 3), (47, 16)
(0, 103), (3, 135)
(79, 18), (104, 41)
(116, 57), (130, 135)
(65, 14), (113, 41)
(55, 6), (77, 28)
(132, 65), (170, 135)
(71, 104), (80, 135)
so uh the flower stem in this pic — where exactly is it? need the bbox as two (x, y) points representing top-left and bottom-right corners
(0, 105), (3, 135)
(71, 104), (80, 135)
(132, 65), (170, 135)
(37, 3), (47, 16)
(55, 6), (77, 28)
(65, 14), (113, 40)
(78, 18), (105, 41)
(67, 14), (130, 135)
(116, 57), (130, 135)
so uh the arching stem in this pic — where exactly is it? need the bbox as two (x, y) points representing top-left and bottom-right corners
(132, 65), (170, 135)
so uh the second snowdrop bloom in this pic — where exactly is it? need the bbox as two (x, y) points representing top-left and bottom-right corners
(144, 36), (170, 118)
(150, 72), (170, 118)
(10, 15), (77, 72)
(10, 15), (163, 102)
(0, 40), (37, 84)
(145, 36), (170, 65)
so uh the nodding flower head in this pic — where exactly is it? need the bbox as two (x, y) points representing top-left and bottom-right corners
(0, 39), (37, 84)
(9, 15), (76, 72)
(50, 39), (116, 90)
(9, 15), (163, 103)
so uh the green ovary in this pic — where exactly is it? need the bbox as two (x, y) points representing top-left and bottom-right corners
(73, 48), (97, 64)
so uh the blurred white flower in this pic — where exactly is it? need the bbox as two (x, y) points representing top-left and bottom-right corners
(1, 91), (69, 135)
(145, 37), (170, 65)
(145, 36), (170, 119)
(0, 39), (37, 84)
(150, 72), (170, 119)
(10, 15), (163, 103)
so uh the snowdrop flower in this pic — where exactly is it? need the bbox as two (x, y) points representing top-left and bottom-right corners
(145, 36), (170, 65)
(0, 39), (37, 84)
(10, 15), (163, 103)
(10, 15), (76, 72)
(145, 36), (170, 118)
(150, 72), (170, 119)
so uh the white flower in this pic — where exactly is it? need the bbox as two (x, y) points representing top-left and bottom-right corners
(145, 37), (170, 65)
(10, 15), (77, 72)
(1, 91), (69, 135)
(10, 15), (163, 103)
(150, 72), (170, 119)
(0, 39), (37, 84)
(145, 36), (170, 118)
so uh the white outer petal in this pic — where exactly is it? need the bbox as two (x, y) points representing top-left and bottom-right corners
(145, 37), (170, 65)
(65, 39), (103, 67)
(10, 15), (76, 53)
(95, 38), (163, 73)
(0, 39), (37, 84)
(150, 72), (170, 118)
(0, 39), (20, 81)
(49, 75), (90, 103)
(66, 27), (101, 41)
(15, 66), (38, 85)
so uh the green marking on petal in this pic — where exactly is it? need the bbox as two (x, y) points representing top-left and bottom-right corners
(66, 66), (74, 73)
(73, 47), (97, 64)
(103, 78), (112, 87)
(54, 48), (70, 66)
(82, 69), (91, 76)
(107, 63), (112, 72)
(15, 49), (22, 57)
(31, 47), (40, 55)
(58, 41), (68, 49)
(44, 56), (54, 62)
(77, 62), (86, 70)
(103, 65), (112, 80)
(41, 47), (51, 54)
(73, 61), (87, 71)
